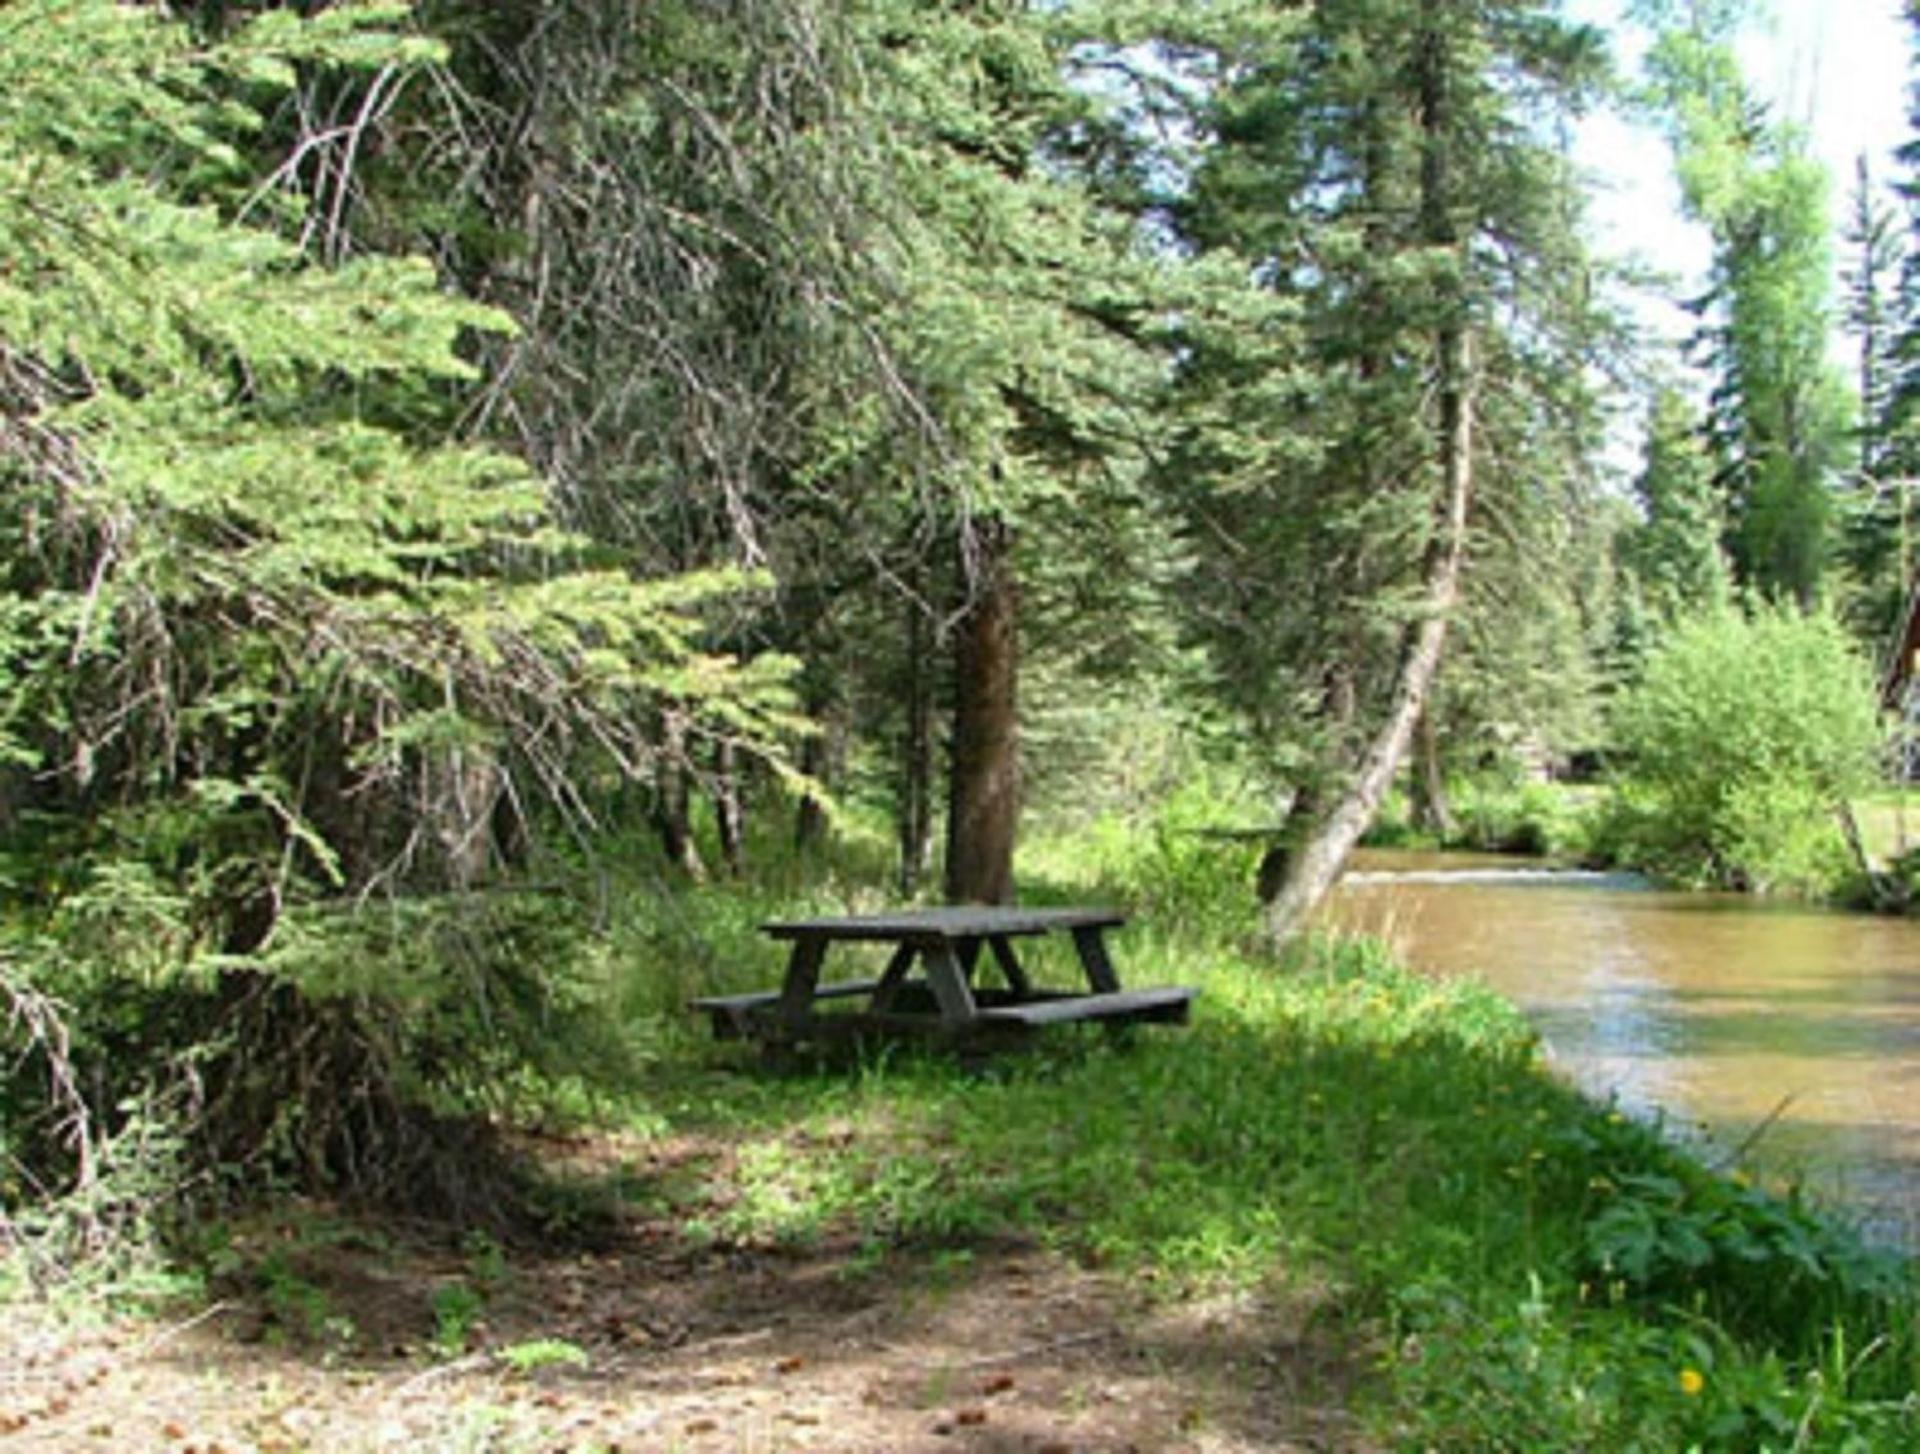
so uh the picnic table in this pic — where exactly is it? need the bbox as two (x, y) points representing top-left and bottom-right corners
(692, 905), (1195, 1048)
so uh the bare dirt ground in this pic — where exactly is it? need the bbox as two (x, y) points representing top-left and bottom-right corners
(0, 1135), (1375, 1454)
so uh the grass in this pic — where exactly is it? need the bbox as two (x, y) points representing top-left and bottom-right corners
(586, 809), (1920, 1450)
(8, 800), (1918, 1448)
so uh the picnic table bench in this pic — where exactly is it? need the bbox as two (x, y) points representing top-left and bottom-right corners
(692, 906), (1194, 1049)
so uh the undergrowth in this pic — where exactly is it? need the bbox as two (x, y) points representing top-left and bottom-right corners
(611, 804), (1920, 1450)
(7, 795), (1917, 1449)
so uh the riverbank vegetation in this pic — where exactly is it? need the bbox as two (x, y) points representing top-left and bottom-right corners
(1366, 606), (1899, 905)
(9, 0), (1920, 1446)
(8, 822), (1919, 1449)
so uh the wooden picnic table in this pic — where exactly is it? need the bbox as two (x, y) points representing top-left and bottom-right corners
(692, 905), (1195, 1048)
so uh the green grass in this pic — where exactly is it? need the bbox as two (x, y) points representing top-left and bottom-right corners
(15, 796), (1913, 1449)
(596, 809), (1920, 1450)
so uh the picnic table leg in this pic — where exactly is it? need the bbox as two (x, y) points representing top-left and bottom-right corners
(868, 942), (919, 1014)
(986, 935), (1034, 998)
(1070, 925), (1122, 994)
(773, 935), (828, 1034)
(918, 939), (979, 1023)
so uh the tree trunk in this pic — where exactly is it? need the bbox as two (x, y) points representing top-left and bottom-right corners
(794, 728), (830, 854)
(429, 747), (503, 891)
(1264, 6), (1471, 946)
(1256, 786), (1319, 905)
(654, 709), (705, 880)
(1409, 704), (1455, 839)
(945, 520), (1019, 905)
(1837, 799), (1906, 910)
(1266, 330), (1475, 944)
(899, 594), (935, 894)
(712, 738), (744, 878)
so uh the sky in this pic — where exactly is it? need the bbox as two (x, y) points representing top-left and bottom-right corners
(1569, 0), (1911, 370)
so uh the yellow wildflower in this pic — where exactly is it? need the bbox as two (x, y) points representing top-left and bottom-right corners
(1678, 1367), (1705, 1397)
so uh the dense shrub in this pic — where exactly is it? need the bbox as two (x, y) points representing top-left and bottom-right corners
(1604, 605), (1882, 893)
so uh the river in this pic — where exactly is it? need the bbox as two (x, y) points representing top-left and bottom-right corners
(1331, 850), (1920, 1242)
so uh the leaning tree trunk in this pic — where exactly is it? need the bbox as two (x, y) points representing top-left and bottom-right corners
(1837, 799), (1906, 910)
(1265, 6), (1472, 946)
(945, 519), (1019, 905)
(1266, 333), (1475, 944)
(1256, 784), (1320, 905)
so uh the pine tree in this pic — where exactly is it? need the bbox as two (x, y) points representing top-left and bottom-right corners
(1841, 155), (1909, 641)
(1156, 0), (1607, 936)
(1620, 387), (1732, 624)
(1637, 1), (1850, 609)
(0, 0), (798, 1206)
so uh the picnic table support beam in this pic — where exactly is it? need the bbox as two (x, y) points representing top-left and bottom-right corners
(774, 935), (828, 1033)
(918, 939), (979, 1022)
(1071, 925), (1121, 993)
(868, 942), (919, 1015)
(986, 935), (1033, 997)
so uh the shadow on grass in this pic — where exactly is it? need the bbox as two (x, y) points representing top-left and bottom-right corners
(88, 933), (1913, 1452)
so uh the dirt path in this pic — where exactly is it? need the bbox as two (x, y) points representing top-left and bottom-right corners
(2, 1157), (1373, 1452)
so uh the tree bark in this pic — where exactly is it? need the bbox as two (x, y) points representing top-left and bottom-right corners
(899, 593), (936, 894)
(712, 738), (744, 878)
(654, 708), (705, 880)
(792, 663), (843, 856)
(794, 726), (830, 854)
(944, 520), (1019, 905)
(1836, 799), (1906, 910)
(1256, 786), (1319, 906)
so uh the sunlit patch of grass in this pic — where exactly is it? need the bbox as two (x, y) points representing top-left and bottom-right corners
(605, 816), (1919, 1449)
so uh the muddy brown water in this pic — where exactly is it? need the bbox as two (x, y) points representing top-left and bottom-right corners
(1330, 850), (1920, 1243)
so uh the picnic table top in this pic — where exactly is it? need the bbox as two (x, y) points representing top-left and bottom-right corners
(760, 905), (1125, 942)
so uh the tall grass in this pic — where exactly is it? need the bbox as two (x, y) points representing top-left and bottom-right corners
(602, 799), (1918, 1448)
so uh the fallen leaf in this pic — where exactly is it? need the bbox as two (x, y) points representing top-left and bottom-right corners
(684, 1418), (718, 1434)
(162, 1421), (187, 1441)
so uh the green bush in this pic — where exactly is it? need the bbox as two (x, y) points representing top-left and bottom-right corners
(1020, 772), (1269, 929)
(1445, 779), (1596, 858)
(1605, 605), (1882, 894)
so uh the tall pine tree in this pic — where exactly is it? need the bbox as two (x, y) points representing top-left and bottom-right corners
(1158, 0), (1606, 937)
(1638, 0), (1850, 609)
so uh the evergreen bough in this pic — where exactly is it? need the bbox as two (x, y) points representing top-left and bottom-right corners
(0, 0), (795, 1244)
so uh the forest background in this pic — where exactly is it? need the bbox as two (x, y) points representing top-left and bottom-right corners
(7, 0), (1920, 1446)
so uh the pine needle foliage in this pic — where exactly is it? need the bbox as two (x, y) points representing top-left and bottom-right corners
(0, 0), (797, 1227)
